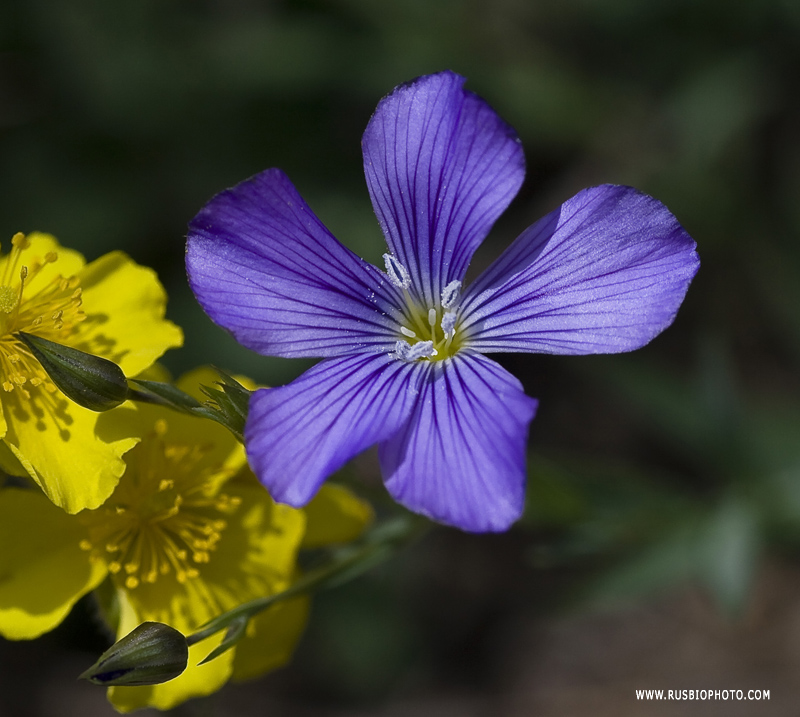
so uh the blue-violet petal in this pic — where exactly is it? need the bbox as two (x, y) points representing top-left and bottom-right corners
(460, 185), (700, 355)
(379, 353), (537, 532)
(186, 169), (401, 358)
(245, 353), (423, 506)
(363, 70), (525, 307)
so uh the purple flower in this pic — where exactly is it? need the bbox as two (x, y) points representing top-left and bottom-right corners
(186, 71), (699, 533)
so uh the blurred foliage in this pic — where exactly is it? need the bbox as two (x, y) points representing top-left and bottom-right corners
(2, 0), (800, 708)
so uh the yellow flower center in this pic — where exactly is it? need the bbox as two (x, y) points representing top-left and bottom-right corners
(0, 232), (85, 399)
(383, 253), (466, 362)
(396, 299), (464, 361)
(78, 419), (241, 590)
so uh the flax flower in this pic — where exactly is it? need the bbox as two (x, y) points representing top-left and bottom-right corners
(0, 368), (372, 712)
(186, 71), (699, 533)
(0, 231), (182, 513)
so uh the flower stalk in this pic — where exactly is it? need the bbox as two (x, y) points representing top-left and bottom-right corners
(80, 512), (428, 685)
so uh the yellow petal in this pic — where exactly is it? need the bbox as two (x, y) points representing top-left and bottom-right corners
(232, 595), (310, 682)
(201, 480), (306, 593)
(0, 439), (24, 475)
(301, 483), (374, 549)
(107, 590), (234, 713)
(106, 482), (305, 711)
(0, 488), (107, 639)
(1, 392), (140, 513)
(122, 481), (305, 630)
(132, 367), (247, 487)
(70, 250), (183, 376)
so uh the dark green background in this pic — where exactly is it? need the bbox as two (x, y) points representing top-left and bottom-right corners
(2, 0), (800, 714)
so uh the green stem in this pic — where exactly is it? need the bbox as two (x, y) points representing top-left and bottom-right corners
(186, 514), (428, 648)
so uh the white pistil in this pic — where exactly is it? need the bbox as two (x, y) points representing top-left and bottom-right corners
(441, 310), (457, 338)
(383, 253), (411, 290)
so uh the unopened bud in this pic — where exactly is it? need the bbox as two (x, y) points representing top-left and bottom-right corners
(79, 622), (189, 686)
(16, 332), (129, 411)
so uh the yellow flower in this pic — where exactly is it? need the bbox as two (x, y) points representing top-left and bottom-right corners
(0, 368), (373, 712)
(0, 231), (183, 513)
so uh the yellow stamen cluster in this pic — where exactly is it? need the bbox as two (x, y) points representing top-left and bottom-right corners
(79, 419), (241, 590)
(0, 233), (85, 399)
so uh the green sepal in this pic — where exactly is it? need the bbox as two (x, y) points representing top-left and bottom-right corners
(198, 615), (249, 666)
(16, 332), (129, 411)
(79, 622), (188, 686)
(198, 368), (251, 439)
(129, 369), (251, 442)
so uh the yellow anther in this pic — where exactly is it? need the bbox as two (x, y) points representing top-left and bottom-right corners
(11, 232), (29, 250)
(44, 251), (58, 263)
(75, 426), (244, 599)
(79, 539), (93, 551)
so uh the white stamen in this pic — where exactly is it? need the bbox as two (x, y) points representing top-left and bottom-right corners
(441, 310), (457, 337)
(441, 280), (461, 309)
(395, 340), (436, 362)
(383, 254), (411, 290)
(394, 340), (412, 360)
(427, 308), (437, 327)
(400, 326), (417, 338)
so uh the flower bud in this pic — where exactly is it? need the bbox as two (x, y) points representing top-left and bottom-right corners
(79, 622), (189, 686)
(16, 332), (129, 411)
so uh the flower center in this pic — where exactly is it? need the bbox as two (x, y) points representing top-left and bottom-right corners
(0, 233), (85, 399)
(384, 254), (464, 362)
(78, 419), (241, 590)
